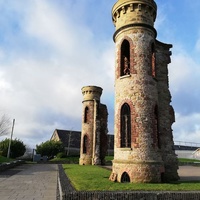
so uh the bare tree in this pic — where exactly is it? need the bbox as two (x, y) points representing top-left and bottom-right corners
(0, 114), (11, 136)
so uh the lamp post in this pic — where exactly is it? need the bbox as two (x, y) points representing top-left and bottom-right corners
(7, 119), (15, 158)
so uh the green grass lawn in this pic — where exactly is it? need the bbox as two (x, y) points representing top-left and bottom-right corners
(63, 164), (200, 191)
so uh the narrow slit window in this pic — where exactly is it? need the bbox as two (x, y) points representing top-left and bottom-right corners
(120, 103), (131, 148)
(151, 43), (156, 77)
(84, 107), (89, 123)
(154, 106), (160, 148)
(83, 135), (87, 154)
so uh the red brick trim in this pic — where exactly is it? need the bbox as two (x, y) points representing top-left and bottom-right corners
(116, 36), (136, 79)
(116, 99), (139, 148)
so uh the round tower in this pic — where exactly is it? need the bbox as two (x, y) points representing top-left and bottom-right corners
(79, 86), (103, 165)
(110, 0), (164, 183)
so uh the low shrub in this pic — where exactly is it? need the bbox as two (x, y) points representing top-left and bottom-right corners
(57, 152), (67, 158)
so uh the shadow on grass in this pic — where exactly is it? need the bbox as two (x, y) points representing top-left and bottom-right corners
(178, 180), (200, 183)
(62, 166), (72, 170)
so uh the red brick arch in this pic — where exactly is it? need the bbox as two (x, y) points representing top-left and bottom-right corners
(116, 99), (139, 148)
(116, 36), (136, 79)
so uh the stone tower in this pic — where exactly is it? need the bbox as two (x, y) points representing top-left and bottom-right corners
(79, 86), (108, 165)
(109, 0), (179, 183)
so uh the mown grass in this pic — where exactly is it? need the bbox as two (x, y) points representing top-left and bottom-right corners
(50, 155), (79, 163)
(179, 158), (200, 163)
(0, 156), (13, 163)
(63, 164), (200, 191)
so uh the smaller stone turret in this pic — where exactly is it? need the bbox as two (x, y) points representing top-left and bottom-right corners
(79, 86), (108, 165)
(82, 86), (102, 102)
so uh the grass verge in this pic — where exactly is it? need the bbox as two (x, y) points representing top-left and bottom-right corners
(63, 164), (200, 191)
(179, 158), (200, 163)
(0, 156), (13, 163)
(50, 156), (79, 163)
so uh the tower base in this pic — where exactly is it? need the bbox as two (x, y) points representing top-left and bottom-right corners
(79, 155), (92, 165)
(110, 160), (164, 183)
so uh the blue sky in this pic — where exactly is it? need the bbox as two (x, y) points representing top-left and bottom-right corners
(0, 0), (200, 148)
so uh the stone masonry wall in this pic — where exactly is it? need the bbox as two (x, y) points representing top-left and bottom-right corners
(156, 40), (179, 181)
(79, 86), (108, 166)
(111, 27), (164, 183)
(110, 0), (178, 183)
(79, 100), (95, 165)
(99, 104), (108, 165)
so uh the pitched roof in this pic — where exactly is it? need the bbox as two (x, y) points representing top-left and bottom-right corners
(54, 129), (81, 148)
(51, 129), (114, 149)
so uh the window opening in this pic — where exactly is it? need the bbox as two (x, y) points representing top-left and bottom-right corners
(161, 172), (165, 183)
(121, 40), (130, 76)
(84, 107), (89, 123)
(151, 43), (156, 77)
(121, 103), (131, 148)
(121, 172), (130, 183)
(154, 106), (160, 148)
(83, 135), (87, 154)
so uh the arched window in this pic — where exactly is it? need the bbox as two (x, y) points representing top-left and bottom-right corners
(121, 40), (130, 76)
(83, 135), (88, 154)
(151, 43), (156, 77)
(120, 103), (131, 148)
(121, 172), (130, 183)
(84, 107), (89, 123)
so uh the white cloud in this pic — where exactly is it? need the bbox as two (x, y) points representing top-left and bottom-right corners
(169, 53), (198, 94)
(173, 112), (200, 144)
(1, 0), (200, 148)
(154, 0), (200, 143)
(22, 1), (86, 55)
(0, 71), (11, 91)
(168, 43), (200, 143)
(0, 1), (115, 148)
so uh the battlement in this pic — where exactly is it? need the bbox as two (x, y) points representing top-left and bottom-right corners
(112, 0), (157, 30)
(81, 86), (102, 101)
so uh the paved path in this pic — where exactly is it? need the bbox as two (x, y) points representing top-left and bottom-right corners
(0, 164), (199, 200)
(0, 164), (58, 200)
(178, 165), (200, 181)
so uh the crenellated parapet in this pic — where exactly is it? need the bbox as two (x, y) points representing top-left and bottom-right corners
(81, 86), (102, 102)
(112, 0), (157, 31)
